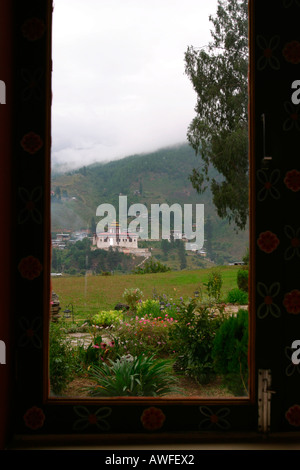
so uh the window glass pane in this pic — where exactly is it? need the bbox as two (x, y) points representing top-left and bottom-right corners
(50, 0), (250, 400)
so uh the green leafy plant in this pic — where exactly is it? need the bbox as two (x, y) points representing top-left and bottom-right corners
(204, 269), (223, 301)
(136, 299), (162, 318)
(49, 322), (75, 395)
(212, 309), (249, 396)
(226, 288), (248, 305)
(74, 341), (101, 367)
(86, 354), (179, 397)
(92, 310), (124, 327)
(169, 299), (225, 384)
(122, 287), (143, 311)
(133, 258), (171, 274)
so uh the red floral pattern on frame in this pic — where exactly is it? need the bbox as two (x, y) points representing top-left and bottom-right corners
(141, 407), (166, 431)
(286, 405), (300, 427)
(283, 40), (300, 64)
(257, 231), (280, 253)
(21, 18), (45, 41)
(21, 131), (43, 154)
(283, 290), (300, 314)
(284, 169), (300, 192)
(18, 255), (43, 280)
(23, 406), (45, 430)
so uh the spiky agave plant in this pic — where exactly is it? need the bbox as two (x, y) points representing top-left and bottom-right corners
(86, 354), (181, 397)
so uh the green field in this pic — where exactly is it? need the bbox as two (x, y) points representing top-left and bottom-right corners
(51, 265), (240, 321)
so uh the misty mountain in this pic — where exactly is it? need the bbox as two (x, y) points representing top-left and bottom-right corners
(51, 143), (248, 264)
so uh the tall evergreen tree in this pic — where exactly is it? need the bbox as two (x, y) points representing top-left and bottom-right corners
(185, 0), (248, 230)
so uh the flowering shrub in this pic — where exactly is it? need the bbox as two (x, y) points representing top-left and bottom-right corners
(74, 327), (118, 369)
(161, 300), (182, 321)
(123, 287), (143, 311)
(113, 313), (177, 357)
(152, 290), (183, 320)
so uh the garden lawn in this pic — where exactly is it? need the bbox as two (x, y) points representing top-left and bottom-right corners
(51, 266), (240, 321)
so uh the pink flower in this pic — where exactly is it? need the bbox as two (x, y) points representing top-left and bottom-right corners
(100, 342), (107, 349)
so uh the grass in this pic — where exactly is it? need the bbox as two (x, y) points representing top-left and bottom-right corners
(52, 265), (240, 321)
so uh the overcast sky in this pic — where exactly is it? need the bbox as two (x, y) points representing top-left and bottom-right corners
(51, 0), (219, 171)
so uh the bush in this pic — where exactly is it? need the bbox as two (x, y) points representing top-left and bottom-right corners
(122, 287), (143, 311)
(92, 310), (124, 327)
(86, 354), (179, 397)
(204, 268), (223, 301)
(226, 288), (248, 305)
(169, 299), (225, 384)
(49, 322), (75, 395)
(237, 268), (248, 292)
(212, 309), (249, 395)
(136, 299), (162, 318)
(133, 258), (171, 274)
(151, 290), (183, 320)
